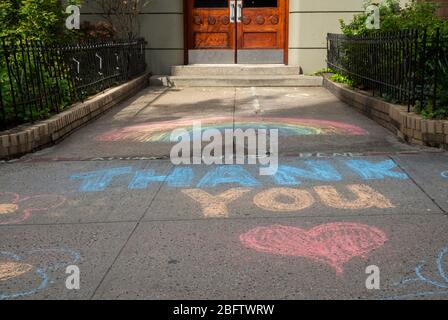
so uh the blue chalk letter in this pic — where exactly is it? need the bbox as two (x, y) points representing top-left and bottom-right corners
(128, 170), (166, 189)
(197, 165), (260, 187)
(273, 161), (342, 186)
(128, 167), (194, 189)
(344, 159), (408, 180)
(70, 167), (132, 192)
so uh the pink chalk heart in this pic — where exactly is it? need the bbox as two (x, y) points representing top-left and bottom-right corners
(240, 223), (387, 275)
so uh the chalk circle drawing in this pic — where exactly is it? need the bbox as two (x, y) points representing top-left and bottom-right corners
(96, 117), (368, 143)
(0, 192), (66, 225)
(0, 248), (80, 300)
(441, 171), (448, 179)
(240, 223), (387, 275)
(385, 246), (448, 299)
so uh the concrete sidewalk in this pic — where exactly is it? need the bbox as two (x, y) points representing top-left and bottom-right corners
(1, 87), (447, 300)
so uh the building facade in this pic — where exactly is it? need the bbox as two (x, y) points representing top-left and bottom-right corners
(81, 0), (410, 75)
(434, 0), (448, 16)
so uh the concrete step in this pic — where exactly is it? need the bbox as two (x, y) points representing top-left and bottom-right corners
(150, 75), (323, 87)
(171, 64), (301, 76)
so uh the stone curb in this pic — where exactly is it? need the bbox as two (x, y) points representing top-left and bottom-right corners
(0, 73), (150, 159)
(323, 77), (448, 150)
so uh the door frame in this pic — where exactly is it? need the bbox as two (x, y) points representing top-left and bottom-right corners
(183, 0), (289, 65)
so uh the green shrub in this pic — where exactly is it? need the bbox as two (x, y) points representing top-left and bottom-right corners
(329, 73), (354, 87)
(0, 0), (80, 128)
(337, 0), (448, 119)
(0, 0), (80, 41)
(340, 0), (448, 36)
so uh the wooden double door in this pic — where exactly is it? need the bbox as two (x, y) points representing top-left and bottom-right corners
(186, 0), (288, 64)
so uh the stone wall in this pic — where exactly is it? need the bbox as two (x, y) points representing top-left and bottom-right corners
(0, 74), (150, 159)
(324, 77), (448, 150)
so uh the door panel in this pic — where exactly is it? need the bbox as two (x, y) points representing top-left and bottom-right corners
(186, 0), (287, 64)
(237, 0), (285, 63)
(187, 0), (235, 64)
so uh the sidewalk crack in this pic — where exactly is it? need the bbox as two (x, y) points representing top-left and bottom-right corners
(89, 164), (173, 299)
(389, 155), (447, 214)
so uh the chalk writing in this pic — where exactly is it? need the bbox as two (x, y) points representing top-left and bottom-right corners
(70, 159), (407, 192)
(273, 161), (342, 186)
(0, 192), (66, 225)
(129, 167), (194, 189)
(182, 188), (252, 218)
(314, 184), (394, 210)
(253, 188), (315, 212)
(240, 223), (387, 275)
(181, 185), (394, 217)
(0, 248), (80, 300)
(70, 167), (132, 192)
(197, 165), (260, 188)
(16, 151), (442, 164)
(386, 246), (448, 299)
(344, 160), (408, 180)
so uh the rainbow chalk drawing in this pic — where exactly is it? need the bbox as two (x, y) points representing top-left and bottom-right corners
(0, 248), (80, 300)
(96, 117), (368, 143)
(0, 192), (66, 225)
(386, 246), (448, 299)
(240, 223), (387, 275)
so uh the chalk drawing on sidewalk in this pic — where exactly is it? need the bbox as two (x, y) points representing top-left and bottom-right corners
(0, 248), (80, 300)
(182, 188), (252, 218)
(253, 184), (395, 212)
(70, 160), (408, 192)
(0, 192), (66, 225)
(385, 246), (448, 299)
(253, 188), (316, 212)
(96, 117), (368, 143)
(314, 184), (394, 210)
(182, 184), (394, 217)
(441, 171), (448, 178)
(240, 223), (387, 275)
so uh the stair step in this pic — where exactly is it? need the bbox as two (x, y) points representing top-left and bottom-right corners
(171, 64), (301, 76)
(150, 75), (323, 87)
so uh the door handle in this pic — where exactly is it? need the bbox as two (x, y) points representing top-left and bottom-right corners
(230, 1), (236, 23)
(237, 0), (243, 22)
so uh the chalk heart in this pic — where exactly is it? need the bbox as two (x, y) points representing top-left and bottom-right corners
(0, 203), (18, 215)
(0, 262), (33, 281)
(240, 223), (387, 275)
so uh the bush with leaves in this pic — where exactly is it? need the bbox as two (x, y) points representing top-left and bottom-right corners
(337, 0), (448, 119)
(0, 0), (81, 41)
(0, 0), (80, 129)
(340, 0), (448, 36)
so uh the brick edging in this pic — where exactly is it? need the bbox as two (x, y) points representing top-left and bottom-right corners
(323, 77), (448, 150)
(0, 73), (150, 159)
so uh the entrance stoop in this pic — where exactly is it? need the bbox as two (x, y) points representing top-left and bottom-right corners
(150, 65), (323, 87)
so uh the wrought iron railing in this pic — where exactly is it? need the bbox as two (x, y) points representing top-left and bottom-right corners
(327, 30), (448, 115)
(0, 38), (147, 130)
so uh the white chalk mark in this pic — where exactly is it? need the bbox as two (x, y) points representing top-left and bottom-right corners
(251, 87), (261, 114)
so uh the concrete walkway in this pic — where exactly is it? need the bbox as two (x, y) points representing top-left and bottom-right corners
(1, 86), (447, 300)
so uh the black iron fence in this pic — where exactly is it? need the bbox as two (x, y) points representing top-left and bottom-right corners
(327, 30), (448, 115)
(0, 38), (146, 130)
